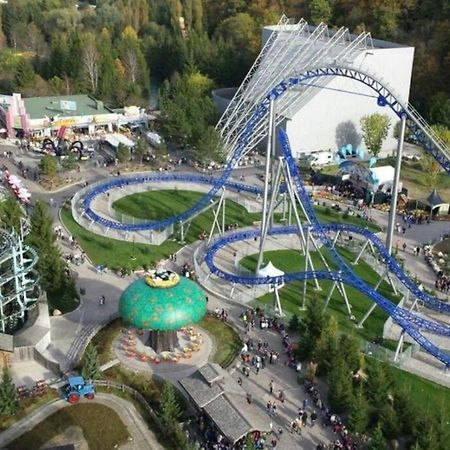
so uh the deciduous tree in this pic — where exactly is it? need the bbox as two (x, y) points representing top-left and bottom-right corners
(39, 155), (58, 179)
(307, 0), (332, 24)
(117, 143), (130, 163)
(82, 34), (100, 94)
(360, 114), (391, 157)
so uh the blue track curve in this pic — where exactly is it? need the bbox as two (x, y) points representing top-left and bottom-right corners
(205, 129), (450, 367)
(81, 65), (450, 365)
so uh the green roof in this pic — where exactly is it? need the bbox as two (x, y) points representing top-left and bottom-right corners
(23, 94), (113, 120)
(119, 276), (207, 331)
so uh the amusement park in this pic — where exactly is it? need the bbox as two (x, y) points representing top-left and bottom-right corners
(0, 9), (449, 450)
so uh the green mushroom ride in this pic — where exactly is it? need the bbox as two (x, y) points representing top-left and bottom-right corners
(119, 270), (207, 353)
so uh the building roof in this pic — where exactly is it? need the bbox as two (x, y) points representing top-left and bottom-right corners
(180, 363), (271, 444)
(426, 189), (447, 207)
(119, 276), (207, 331)
(22, 95), (114, 120)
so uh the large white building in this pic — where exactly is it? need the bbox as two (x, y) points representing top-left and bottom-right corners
(214, 23), (415, 158)
(261, 25), (414, 157)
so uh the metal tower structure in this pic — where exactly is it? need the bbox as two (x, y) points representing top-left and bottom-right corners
(216, 16), (374, 160)
(0, 228), (39, 333)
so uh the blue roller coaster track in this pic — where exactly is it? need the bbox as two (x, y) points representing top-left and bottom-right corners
(205, 130), (450, 367)
(82, 65), (450, 366)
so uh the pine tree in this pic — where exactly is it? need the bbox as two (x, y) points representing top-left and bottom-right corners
(159, 382), (182, 426)
(82, 345), (102, 380)
(338, 334), (361, 372)
(27, 200), (55, 252)
(348, 386), (369, 434)
(288, 313), (300, 332)
(0, 195), (24, 234)
(0, 367), (19, 416)
(393, 386), (417, 435)
(297, 298), (326, 361)
(314, 315), (338, 375)
(366, 361), (393, 410)
(370, 423), (388, 450)
(380, 403), (400, 439)
(13, 58), (35, 90)
(38, 155), (58, 178)
(133, 137), (147, 165)
(327, 357), (353, 412)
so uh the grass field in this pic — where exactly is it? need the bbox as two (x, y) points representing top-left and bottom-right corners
(240, 247), (400, 343)
(61, 206), (180, 270)
(112, 189), (261, 243)
(387, 363), (450, 416)
(10, 403), (129, 450)
(198, 315), (242, 368)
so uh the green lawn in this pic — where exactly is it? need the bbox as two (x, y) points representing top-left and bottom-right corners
(112, 189), (261, 243)
(198, 315), (242, 368)
(90, 318), (123, 365)
(10, 403), (129, 450)
(375, 359), (450, 416)
(241, 247), (400, 343)
(61, 206), (181, 270)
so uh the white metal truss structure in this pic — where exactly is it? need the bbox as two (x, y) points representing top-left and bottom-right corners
(0, 229), (39, 333)
(216, 16), (373, 159)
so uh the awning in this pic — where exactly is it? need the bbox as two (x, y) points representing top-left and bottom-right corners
(426, 188), (446, 208)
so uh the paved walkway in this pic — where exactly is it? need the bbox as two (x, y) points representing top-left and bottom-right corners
(0, 393), (165, 450)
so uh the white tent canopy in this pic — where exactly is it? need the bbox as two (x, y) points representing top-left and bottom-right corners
(370, 165), (395, 186)
(257, 261), (285, 278)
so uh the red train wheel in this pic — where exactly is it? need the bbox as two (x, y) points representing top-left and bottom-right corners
(85, 393), (94, 400)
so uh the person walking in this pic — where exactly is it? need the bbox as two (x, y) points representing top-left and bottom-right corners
(269, 379), (274, 394)
(311, 411), (318, 427)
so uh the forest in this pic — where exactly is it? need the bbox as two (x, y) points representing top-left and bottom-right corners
(0, 0), (449, 130)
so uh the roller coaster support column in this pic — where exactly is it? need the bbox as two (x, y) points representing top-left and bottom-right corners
(256, 99), (275, 272)
(332, 230), (341, 249)
(386, 114), (406, 254)
(357, 267), (391, 328)
(256, 158), (284, 271)
(323, 280), (338, 312)
(274, 285), (283, 316)
(394, 331), (405, 362)
(208, 188), (226, 244)
(180, 221), (185, 244)
(353, 240), (369, 264)
(301, 226), (311, 309)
